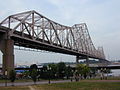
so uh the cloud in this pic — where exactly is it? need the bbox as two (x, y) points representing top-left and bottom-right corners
(0, 0), (26, 20)
(0, 0), (120, 63)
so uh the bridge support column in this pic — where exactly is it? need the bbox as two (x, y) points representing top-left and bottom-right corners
(76, 56), (79, 64)
(0, 39), (14, 77)
(76, 56), (89, 66)
(86, 56), (89, 66)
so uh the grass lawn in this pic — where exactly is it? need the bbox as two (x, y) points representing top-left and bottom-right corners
(0, 81), (120, 90)
(87, 76), (120, 80)
(37, 82), (120, 90)
(0, 86), (30, 90)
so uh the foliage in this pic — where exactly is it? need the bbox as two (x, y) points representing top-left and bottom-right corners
(65, 65), (73, 79)
(22, 71), (30, 79)
(30, 64), (38, 84)
(76, 64), (90, 79)
(57, 62), (66, 79)
(39, 62), (67, 79)
(48, 63), (57, 79)
(30, 64), (38, 70)
(30, 69), (38, 84)
(39, 62), (69, 79)
(90, 67), (97, 74)
(102, 69), (111, 73)
(39, 65), (48, 79)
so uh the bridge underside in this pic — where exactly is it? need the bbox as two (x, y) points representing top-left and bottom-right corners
(12, 33), (96, 58)
(0, 27), (108, 77)
(0, 29), (108, 76)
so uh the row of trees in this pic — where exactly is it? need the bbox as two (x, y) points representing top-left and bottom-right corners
(28, 62), (92, 83)
(8, 62), (97, 84)
(30, 62), (73, 80)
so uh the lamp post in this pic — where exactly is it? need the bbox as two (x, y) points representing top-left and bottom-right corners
(47, 66), (51, 84)
(75, 70), (78, 82)
(71, 70), (74, 82)
(5, 70), (8, 87)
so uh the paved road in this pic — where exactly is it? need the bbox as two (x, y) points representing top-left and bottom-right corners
(0, 80), (72, 87)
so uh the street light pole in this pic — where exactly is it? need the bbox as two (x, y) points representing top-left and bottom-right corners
(5, 70), (8, 87)
(47, 66), (51, 84)
(49, 73), (50, 84)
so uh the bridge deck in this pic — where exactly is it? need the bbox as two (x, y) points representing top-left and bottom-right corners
(90, 65), (120, 69)
(0, 10), (107, 61)
(0, 26), (105, 60)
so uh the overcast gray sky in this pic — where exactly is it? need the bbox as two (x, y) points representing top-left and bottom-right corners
(0, 0), (120, 65)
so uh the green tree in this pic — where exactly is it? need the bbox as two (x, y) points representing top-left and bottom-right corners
(30, 69), (38, 84)
(9, 70), (16, 86)
(40, 65), (48, 79)
(103, 68), (111, 73)
(57, 62), (66, 79)
(48, 63), (57, 79)
(30, 64), (38, 69)
(65, 65), (73, 79)
(76, 64), (90, 79)
(90, 67), (98, 78)
(30, 64), (38, 84)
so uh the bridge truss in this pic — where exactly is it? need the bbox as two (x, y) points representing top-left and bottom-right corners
(0, 10), (105, 60)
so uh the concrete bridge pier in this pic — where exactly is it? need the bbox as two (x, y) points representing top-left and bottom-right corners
(76, 56), (89, 66)
(86, 56), (89, 66)
(76, 56), (79, 64)
(0, 35), (14, 77)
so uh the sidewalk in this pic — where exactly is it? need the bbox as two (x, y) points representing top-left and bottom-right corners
(0, 80), (71, 87)
(0, 79), (120, 87)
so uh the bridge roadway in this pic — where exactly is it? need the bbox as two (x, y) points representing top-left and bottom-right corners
(0, 26), (109, 65)
(0, 10), (108, 76)
(0, 26), (104, 59)
(93, 65), (120, 69)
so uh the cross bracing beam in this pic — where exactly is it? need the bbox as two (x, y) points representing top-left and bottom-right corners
(0, 10), (106, 60)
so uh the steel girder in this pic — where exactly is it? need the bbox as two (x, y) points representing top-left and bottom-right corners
(0, 10), (106, 59)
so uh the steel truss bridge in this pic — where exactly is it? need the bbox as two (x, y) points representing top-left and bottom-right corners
(0, 10), (108, 75)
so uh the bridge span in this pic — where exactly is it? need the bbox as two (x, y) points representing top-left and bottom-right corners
(92, 65), (120, 69)
(0, 10), (108, 76)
